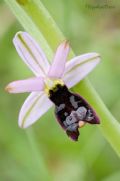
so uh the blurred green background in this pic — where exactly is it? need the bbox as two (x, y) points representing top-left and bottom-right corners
(0, 0), (120, 180)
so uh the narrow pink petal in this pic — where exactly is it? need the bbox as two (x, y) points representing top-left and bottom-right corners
(48, 40), (70, 78)
(13, 32), (50, 76)
(5, 77), (44, 93)
(19, 92), (53, 128)
(63, 53), (100, 88)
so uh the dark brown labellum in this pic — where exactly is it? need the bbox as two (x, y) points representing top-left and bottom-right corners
(49, 84), (100, 141)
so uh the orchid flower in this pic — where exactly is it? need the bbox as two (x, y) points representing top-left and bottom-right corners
(5, 32), (100, 140)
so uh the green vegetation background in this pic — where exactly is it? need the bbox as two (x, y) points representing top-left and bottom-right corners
(0, 0), (120, 180)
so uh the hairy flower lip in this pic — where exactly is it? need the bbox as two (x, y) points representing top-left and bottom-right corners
(5, 31), (101, 128)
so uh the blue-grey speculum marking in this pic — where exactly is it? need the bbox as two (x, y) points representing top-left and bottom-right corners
(63, 106), (87, 132)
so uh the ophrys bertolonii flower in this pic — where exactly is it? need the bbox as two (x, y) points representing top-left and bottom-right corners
(5, 32), (100, 141)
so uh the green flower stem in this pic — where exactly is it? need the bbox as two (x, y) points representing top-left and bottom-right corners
(5, 0), (120, 156)
(26, 128), (52, 181)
